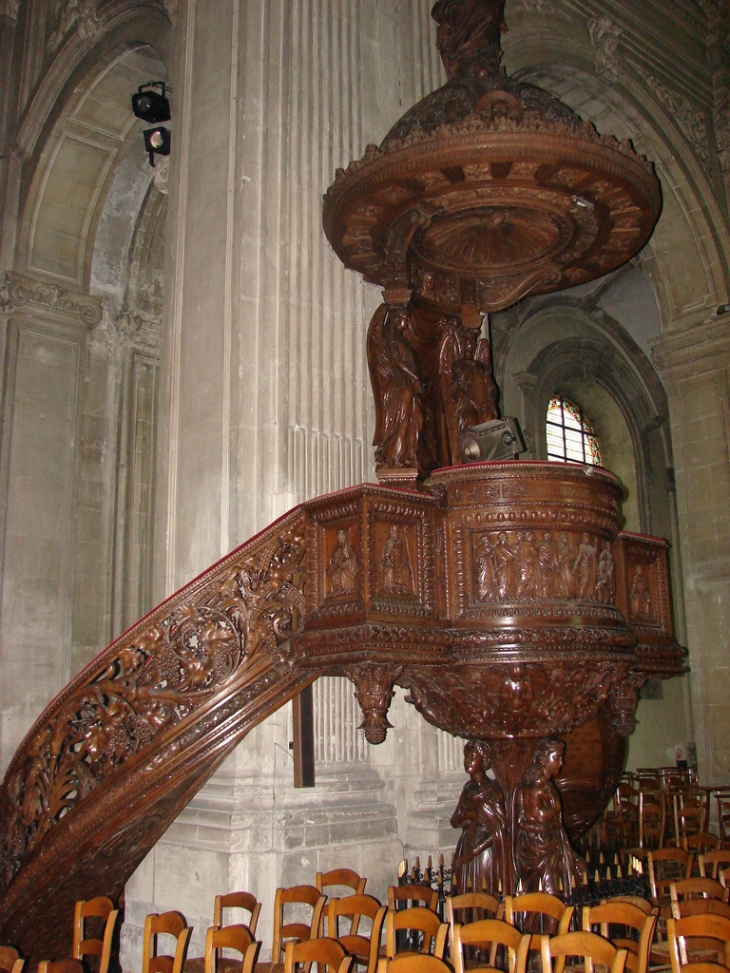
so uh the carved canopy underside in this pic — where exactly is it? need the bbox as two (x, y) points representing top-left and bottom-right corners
(0, 464), (685, 958)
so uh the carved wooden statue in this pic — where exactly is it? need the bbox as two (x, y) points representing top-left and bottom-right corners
(451, 741), (508, 894)
(367, 304), (424, 469)
(514, 737), (581, 894)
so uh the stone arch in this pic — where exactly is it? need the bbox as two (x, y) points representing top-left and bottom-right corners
(500, 297), (673, 538)
(502, 32), (730, 327)
(16, 36), (170, 288)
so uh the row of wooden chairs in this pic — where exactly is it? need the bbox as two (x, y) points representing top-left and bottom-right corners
(606, 782), (720, 852)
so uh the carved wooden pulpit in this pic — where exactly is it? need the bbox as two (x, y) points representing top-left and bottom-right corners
(0, 0), (685, 956)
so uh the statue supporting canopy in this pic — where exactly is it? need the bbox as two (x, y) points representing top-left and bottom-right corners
(451, 740), (508, 894)
(514, 737), (581, 894)
(367, 305), (424, 469)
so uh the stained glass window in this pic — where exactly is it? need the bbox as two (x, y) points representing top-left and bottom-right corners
(546, 395), (601, 465)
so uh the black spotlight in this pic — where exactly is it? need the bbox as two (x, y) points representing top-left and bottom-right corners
(143, 126), (171, 167)
(131, 82), (171, 124)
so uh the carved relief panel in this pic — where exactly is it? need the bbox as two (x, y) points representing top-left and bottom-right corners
(614, 532), (673, 637)
(305, 485), (441, 627)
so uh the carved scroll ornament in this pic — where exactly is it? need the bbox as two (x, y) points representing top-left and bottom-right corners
(1, 272), (102, 328)
(0, 515), (308, 940)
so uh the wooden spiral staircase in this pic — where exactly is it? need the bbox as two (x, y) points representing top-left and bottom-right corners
(0, 467), (686, 960)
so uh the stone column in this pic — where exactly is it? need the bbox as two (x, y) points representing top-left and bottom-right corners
(125, 2), (441, 967)
(653, 317), (730, 784)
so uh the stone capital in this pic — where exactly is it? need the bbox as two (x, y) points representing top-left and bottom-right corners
(0, 271), (102, 329)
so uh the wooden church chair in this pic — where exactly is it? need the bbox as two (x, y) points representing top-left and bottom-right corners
(504, 892), (574, 939)
(700, 854), (730, 882)
(72, 896), (119, 973)
(582, 901), (657, 973)
(638, 790), (667, 850)
(384, 907), (447, 959)
(316, 869), (367, 897)
(271, 886), (327, 965)
(214, 893), (262, 936)
(649, 849), (693, 907)
(386, 885), (438, 912)
(326, 894), (385, 973)
(142, 911), (192, 973)
(446, 892), (503, 957)
(667, 913), (730, 973)
(534, 931), (629, 973)
(452, 917), (525, 973)
(203, 925), (260, 973)
(283, 939), (351, 973)
(670, 878), (728, 909)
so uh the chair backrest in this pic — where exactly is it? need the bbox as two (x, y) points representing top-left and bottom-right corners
(639, 790), (666, 850)
(316, 869), (367, 897)
(214, 892), (261, 936)
(672, 900), (730, 921)
(446, 893), (503, 958)
(504, 892), (574, 940)
(649, 849), (693, 902)
(582, 902), (657, 973)
(384, 907), (447, 959)
(37, 962), (85, 973)
(671, 878), (728, 904)
(686, 835), (721, 858)
(387, 885), (438, 912)
(283, 938), (352, 973)
(272, 886), (327, 964)
(539, 930), (629, 973)
(667, 913), (730, 972)
(381, 957), (452, 973)
(674, 792), (709, 844)
(326, 894), (385, 973)
(452, 917), (524, 973)
(716, 793), (730, 843)
(603, 896), (655, 915)
(0, 948), (20, 973)
(142, 911), (192, 973)
(72, 897), (119, 973)
(203, 924), (259, 973)
(700, 854), (730, 881)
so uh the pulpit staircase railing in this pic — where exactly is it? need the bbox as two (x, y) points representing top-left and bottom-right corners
(0, 504), (316, 959)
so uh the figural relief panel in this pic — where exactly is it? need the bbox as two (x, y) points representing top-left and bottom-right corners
(369, 505), (435, 619)
(460, 526), (616, 618)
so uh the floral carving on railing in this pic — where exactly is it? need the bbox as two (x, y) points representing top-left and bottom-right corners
(0, 519), (307, 894)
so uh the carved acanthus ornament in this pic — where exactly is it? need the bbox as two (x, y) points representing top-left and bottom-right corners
(714, 101), (730, 174)
(47, 0), (100, 53)
(0, 516), (306, 898)
(345, 664), (403, 744)
(0, 0), (20, 19)
(608, 673), (647, 738)
(509, 0), (565, 15)
(588, 15), (622, 85)
(0, 272), (102, 328)
(637, 67), (712, 175)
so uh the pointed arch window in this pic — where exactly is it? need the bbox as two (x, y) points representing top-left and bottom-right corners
(546, 395), (601, 465)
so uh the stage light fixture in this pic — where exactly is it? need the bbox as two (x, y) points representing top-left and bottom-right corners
(131, 82), (171, 123)
(143, 126), (171, 167)
(459, 417), (527, 463)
